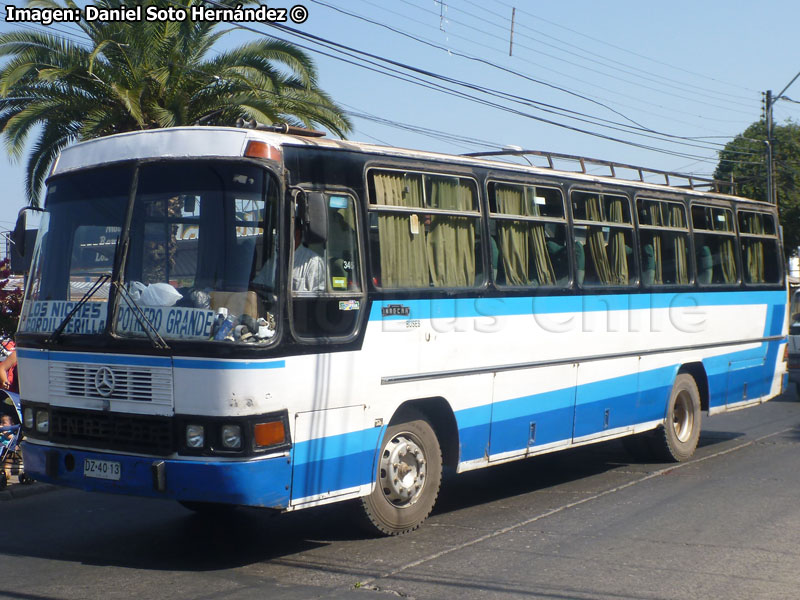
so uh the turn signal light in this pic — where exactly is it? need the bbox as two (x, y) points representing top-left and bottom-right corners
(244, 140), (282, 162)
(253, 420), (286, 448)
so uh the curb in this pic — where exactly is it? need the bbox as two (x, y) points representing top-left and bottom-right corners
(0, 481), (57, 501)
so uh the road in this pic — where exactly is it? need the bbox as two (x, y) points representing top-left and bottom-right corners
(3, 389), (800, 600)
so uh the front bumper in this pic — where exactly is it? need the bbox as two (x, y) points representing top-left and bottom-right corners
(22, 440), (291, 508)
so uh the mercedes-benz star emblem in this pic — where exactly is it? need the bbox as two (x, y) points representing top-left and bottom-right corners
(94, 367), (116, 397)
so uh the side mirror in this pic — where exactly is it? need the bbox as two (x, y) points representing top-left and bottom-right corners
(300, 192), (328, 244)
(12, 211), (27, 258)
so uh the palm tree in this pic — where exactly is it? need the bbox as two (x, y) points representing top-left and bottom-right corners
(0, 0), (352, 205)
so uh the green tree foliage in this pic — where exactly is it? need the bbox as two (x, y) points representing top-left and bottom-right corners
(0, 0), (352, 206)
(714, 120), (800, 251)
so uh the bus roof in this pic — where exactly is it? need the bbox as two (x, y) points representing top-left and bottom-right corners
(51, 126), (766, 205)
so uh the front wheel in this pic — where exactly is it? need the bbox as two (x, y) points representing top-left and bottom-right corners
(653, 373), (702, 462)
(360, 409), (442, 536)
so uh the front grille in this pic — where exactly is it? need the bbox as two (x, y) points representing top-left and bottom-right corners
(49, 361), (173, 405)
(50, 408), (174, 455)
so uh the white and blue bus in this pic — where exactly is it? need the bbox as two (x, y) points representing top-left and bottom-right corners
(14, 125), (787, 534)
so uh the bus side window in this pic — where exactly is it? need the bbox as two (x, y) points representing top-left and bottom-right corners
(327, 209), (359, 292)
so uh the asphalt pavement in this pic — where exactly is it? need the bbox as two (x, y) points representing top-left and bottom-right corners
(0, 469), (54, 501)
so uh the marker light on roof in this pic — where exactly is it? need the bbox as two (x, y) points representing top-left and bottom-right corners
(244, 140), (282, 162)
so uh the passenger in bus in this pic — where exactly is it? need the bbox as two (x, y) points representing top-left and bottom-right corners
(253, 227), (325, 292)
(642, 243), (656, 285)
(697, 246), (713, 284)
(547, 239), (584, 286)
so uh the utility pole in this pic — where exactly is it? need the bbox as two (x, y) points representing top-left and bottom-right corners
(765, 90), (774, 206)
(765, 71), (800, 205)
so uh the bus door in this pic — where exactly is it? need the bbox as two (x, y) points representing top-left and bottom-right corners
(286, 189), (373, 506)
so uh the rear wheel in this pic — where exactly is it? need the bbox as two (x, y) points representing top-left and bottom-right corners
(653, 373), (701, 462)
(360, 409), (442, 536)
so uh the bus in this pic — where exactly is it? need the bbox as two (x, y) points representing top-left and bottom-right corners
(14, 125), (788, 535)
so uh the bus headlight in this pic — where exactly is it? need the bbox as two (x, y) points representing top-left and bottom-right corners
(23, 407), (34, 429)
(221, 424), (242, 450)
(35, 409), (49, 433)
(186, 424), (205, 448)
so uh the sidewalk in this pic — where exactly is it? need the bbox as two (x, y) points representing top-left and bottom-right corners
(0, 472), (55, 501)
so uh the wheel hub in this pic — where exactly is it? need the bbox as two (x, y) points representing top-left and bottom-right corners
(672, 390), (694, 443)
(379, 434), (427, 506)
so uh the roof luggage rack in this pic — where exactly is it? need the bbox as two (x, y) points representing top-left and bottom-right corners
(235, 119), (326, 138)
(462, 148), (735, 194)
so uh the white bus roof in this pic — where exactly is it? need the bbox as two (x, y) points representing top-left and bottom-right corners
(51, 126), (766, 204)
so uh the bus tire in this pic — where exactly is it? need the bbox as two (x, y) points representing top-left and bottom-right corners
(653, 373), (701, 462)
(360, 410), (442, 536)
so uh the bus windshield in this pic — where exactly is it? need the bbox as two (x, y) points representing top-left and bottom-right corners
(19, 161), (281, 345)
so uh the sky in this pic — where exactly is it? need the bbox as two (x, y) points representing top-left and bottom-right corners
(1, 0), (800, 251)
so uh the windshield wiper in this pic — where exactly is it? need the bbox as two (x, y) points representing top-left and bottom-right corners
(47, 274), (111, 344)
(113, 281), (170, 350)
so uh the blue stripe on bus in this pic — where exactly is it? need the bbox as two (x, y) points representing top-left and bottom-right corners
(172, 358), (285, 370)
(370, 290), (787, 322)
(16, 349), (285, 371)
(17, 349), (172, 368)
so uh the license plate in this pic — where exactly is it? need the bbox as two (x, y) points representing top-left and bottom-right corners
(83, 458), (121, 481)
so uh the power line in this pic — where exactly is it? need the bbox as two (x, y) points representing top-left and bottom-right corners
(255, 20), (765, 162)
(1, 8), (768, 172)
(457, 0), (756, 105)
(490, 0), (759, 95)
(395, 0), (756, 116)
(338, 0), (752, 131)
(312, 0), (755, 150)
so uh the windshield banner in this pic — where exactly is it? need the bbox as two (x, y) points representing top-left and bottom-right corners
(115, 305), (215, 339)
(20, 300), (106, 335)
(20, 300), (216, 340)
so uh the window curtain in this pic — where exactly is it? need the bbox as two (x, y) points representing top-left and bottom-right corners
(373, 173), (428, 287)
(495, 186), (529, 285)
(427, 179), (476, 287)
(644, 203), (664, 284)
(607, 198), (629, 285)
(494, 186), (556, 286)
(743, 214), (765, 283)
(586, 197), (613, 284)
(669, 205), (689, 284)
(525, 188), (556, 285)
(719, 237), (737, 283)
